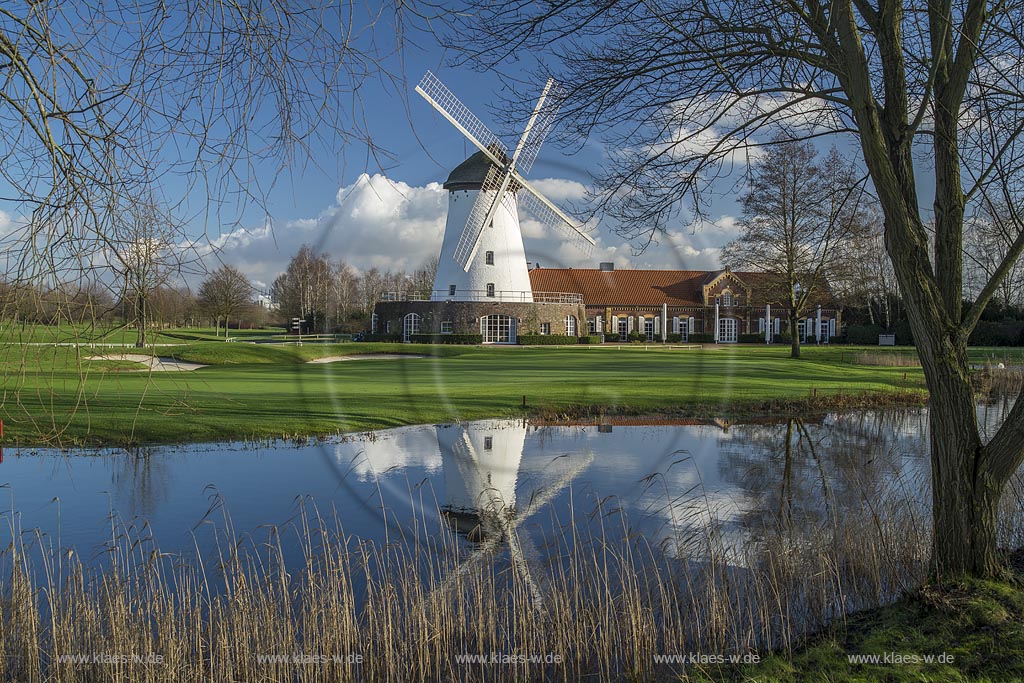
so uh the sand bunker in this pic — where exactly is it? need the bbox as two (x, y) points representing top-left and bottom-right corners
(308, 354), (426, 364)
(86, 354), (208, 371)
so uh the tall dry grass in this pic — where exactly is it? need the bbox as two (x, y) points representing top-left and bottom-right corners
(0, 468), (1021, 681)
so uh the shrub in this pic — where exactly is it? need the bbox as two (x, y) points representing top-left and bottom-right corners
(362, 333), (402, 343)
(577, 335), (603, 344)
(627, 330), (643, 342)
(665, 333), (682, 343)
(774, 331), (792, 343)
(409, 334), (482, 345)
(738, 333), (765, 343)
(689, 333), (714, 343)
(603, 332), (620, 342)
(517, 334), (578, 345)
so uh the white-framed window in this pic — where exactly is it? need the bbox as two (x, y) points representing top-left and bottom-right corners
(588, 319), (595, 334)
(829, 318), (836, 339)
(448, 284), (457, 296)
(440, 320), (453, 334)
(643, 317), (654, 341)
(722, 290), (732, 306)
(680, 319), (689, 341)
(480, 314), (515, 343)
(618, 319), (628, 337)
(540, 322), (551, 335)
(486, 283), (495, 297)
(403, 313), (421, 342)
(773, 318), (781, 334)
(565, 316), (577, 336)
(797, 320), (806, 341)
(719, 317), (737, 342)
(371, 313), (378, 334)
(485, 251), (494, 265)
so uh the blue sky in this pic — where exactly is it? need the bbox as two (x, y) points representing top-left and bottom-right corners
(186, 22), (747, 289)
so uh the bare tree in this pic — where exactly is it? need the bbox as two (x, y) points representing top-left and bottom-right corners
(447, 0), (1024, 577)
(271, 245), (332, 333)
(199, 266), (254, 338)
(722, 141), (870, 357)
(965, 203), (1024, 310)
(0, 2), (402, 331)
(110, 201), (181, 347)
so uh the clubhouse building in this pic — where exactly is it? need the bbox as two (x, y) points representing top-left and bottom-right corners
(372, 263), (841, 344)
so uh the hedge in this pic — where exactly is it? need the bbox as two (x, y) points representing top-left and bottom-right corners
(362, 333), (402, 342)
(409, 334), (482, 345)
(738, 333), (766, 343)
(845, 324), (884, 345)
(627, 331), (644, 342)
(603, 332), (621, 342)
(577, 335), (603, 344)
(665, 333), (682, 343)
(517, 334), (579, 345)
(689, 334), (714, 343)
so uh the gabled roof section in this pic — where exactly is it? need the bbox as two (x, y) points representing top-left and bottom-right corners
(701, 267), (751, 304)
(527, 267), (837, 308)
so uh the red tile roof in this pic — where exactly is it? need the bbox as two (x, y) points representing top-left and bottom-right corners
(527, 268), (835, 308)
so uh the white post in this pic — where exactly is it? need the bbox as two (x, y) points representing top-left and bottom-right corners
(817, 305), (822, 344)
(661, 303), (668, 342)
(765, 304), (771, 343)
(714, 303), (720, 342)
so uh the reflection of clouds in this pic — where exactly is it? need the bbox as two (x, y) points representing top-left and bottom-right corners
(334, 425), (443, 481)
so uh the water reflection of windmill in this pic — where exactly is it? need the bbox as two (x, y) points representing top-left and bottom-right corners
(436, 421), (593, 608)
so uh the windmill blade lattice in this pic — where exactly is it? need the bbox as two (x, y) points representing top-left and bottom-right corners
(453, 164), (510, 268)
(513, 80), (565, 175)
(518, 189), (596, 258)
(416, 71), (508, 162)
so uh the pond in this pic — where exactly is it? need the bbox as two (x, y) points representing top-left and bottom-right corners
(0, 395), (1017, 574)
(1, 396), (1021, 678)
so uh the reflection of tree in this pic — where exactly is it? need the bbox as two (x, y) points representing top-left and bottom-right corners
(718, 412), (930, 541)
(110, 448), (170, 520)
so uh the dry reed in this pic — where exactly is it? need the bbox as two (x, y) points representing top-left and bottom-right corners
(0, 468), (1021, 681)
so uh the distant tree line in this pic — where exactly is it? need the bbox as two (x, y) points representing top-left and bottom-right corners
(270, 244), (437, 334)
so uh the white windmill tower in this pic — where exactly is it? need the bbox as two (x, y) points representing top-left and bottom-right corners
(415, 71), (595, 302)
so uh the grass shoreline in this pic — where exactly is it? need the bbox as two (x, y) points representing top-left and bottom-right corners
(2, 339), (1018, 448)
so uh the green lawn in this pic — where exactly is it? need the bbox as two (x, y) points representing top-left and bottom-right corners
(697, 570), (1024, 682)
(0, 340), (941, 446)
(0, 321), (288, 345)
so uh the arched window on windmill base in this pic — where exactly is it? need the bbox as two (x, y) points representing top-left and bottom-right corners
(403, 313), (421, 343)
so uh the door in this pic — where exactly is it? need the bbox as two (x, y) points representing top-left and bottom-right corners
(718, 317), (737, 343)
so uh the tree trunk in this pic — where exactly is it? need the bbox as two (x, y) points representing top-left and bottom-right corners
(789, 315), (800, 359)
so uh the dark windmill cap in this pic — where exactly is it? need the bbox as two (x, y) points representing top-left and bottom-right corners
(443, 143), (514, 191)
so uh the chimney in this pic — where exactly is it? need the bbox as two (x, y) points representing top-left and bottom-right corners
(599, 262), (615, 272)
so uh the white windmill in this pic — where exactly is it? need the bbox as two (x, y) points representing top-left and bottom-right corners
(416, 71), (595, 302)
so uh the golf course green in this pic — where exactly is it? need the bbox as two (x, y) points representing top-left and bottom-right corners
(0, 332), (973, 446)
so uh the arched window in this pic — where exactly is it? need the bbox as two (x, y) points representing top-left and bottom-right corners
(486, 283), (495, 297)
(721, 290), (732, 307)
(403, 313), (421, 342)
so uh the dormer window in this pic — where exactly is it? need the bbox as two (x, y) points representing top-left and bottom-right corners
(485, 251), (494, 265)
(486, 283), (495, 297)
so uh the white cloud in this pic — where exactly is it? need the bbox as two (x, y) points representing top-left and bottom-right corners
(207, 173), (741, 285)
(199, 173), (446, 289)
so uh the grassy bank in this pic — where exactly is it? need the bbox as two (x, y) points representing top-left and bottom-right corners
(697, 567), (1024, 682)
(0, 342), (942, 446)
